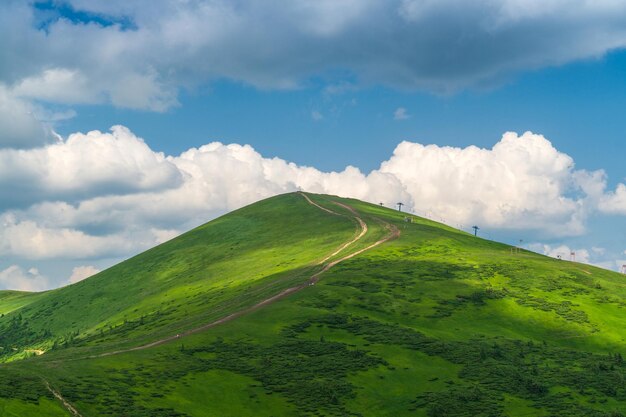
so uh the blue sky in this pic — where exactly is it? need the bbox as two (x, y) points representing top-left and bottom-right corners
(1, 1), (626, 289)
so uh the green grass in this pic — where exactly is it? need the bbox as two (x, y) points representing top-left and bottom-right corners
(0, 398), (68, 417)
(151, 369), (297, 416)
(0, 291), (45, 315)
(2, 192), (626, 416)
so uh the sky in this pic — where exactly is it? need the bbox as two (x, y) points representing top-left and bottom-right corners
(1, 0), (626, 290)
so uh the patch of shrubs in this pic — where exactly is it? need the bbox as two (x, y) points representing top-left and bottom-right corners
(285, 313), (626, 416)
(428, 289), (507, 318)
(0, 313), (51, 355)
(57, 374), (189, 417)
(179, 337), (384, 416)
(515, 296), (590, 324)
(0, 369), (52, 403)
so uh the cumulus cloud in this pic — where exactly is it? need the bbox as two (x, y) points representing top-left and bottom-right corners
(0, 126), (617, 271)
(394, 107), (410, 120)
(0, 265), (49, 291)
(598, 183), (626, 214)
(0, 125), (181, 209)
(2, 0), (626, 121)
(68, 265), (101, 284)
(379, 132), (592, 235)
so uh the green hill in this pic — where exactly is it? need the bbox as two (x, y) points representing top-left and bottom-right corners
(1, 192), (626, 417)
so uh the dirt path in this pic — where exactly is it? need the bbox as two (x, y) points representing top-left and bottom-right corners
(304, 195), (368, 265)
(82, 193), (398, 359)
(44, 379), (83, 417)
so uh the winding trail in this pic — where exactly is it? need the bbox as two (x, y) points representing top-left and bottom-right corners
(44, 379), (83, 417)
(300, 193), (368, 265)
(80, 193), (398, 359)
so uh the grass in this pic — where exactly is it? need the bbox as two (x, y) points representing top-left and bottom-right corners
(0, 398), (68, 417)
(0, 291), (45, 315)
(1, 192), (626, 416)
(150, 369), (297, 416)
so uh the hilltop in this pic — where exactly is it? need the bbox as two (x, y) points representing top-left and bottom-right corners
(1, 192), (625, 417)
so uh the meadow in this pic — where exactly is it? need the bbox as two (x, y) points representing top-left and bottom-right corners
(1, 193), (625, 416)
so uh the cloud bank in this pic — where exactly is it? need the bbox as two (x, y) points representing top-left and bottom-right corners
(2, 124), (626, 289)
(1, 126), (624, 280)
(2, 0), (626, 133)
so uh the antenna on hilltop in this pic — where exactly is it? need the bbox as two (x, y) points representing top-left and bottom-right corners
(472, 225), (479, 236)
(397, 202), (404, 212)
(511, 239), (523, 255)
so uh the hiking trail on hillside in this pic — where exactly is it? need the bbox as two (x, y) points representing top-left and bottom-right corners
(44, 379), (84, 417)
(76, 193), (398, 359)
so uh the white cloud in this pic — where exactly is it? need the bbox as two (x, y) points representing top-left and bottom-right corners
(0, 125), (182, 209)
(3, 0), (626, 118)
(378, 132), (595, 236)
(0, 219), (137, 260)
(0, 265), (49, 291)
(151, 228), (180, 244)
(598, 183), (626, 214)
(13, 68), (100, 105)
(68, 265), (101, 284)
(393, 107), (410, 120)
(311, 110), (324, 121)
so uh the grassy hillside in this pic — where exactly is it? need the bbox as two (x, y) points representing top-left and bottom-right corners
(0, 193), (358, 360)
(2, 192), (626, 416)
(0, 291), (45, 315)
